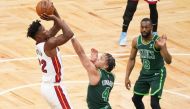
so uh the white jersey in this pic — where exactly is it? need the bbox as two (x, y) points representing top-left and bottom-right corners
(36, 42), (64, 83)
(36, 42), (72, 109)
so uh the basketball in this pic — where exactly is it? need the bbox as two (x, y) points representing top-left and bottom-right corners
(36, 0), (54, 16)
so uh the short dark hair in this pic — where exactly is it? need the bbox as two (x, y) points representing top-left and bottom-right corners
(141, 18), (152, 25)
(27, 20), (41, 39)
(105, 53), (116, 72)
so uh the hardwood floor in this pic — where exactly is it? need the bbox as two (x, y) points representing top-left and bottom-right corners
(0, 0), (189, 109)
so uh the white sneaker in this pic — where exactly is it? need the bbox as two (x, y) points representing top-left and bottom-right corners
(119, 32), (127, 46)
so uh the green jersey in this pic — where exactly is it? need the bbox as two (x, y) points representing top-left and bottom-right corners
(87, 69), (115, 109)
(137, 35), (164, 75)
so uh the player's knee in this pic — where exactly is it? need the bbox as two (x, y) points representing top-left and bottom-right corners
(149, 4), (158, 17)
(149, 4), (156, 10)
(127, 1), (138, 12)
(151, 96), (161, 109)
(132, 94), (141, 103)
(149, 4), (157, 14)
(123, 1), (138, 21)
(132, 96), (136, 103)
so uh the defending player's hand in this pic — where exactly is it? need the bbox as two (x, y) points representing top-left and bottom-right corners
(156, 34), (167, 49)
(90, 48), (98, 63)
(40, 13), (57, 21)
(125, 78), (131, 90)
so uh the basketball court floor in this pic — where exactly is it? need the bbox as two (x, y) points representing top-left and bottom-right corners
(0, 0), (190, 109)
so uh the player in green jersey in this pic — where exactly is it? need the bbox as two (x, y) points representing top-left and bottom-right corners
(125, 18), (172, 109)
(71, 36), (116, 109)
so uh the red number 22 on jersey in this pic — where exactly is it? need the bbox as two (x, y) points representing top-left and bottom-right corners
(39, 59), (47, 73)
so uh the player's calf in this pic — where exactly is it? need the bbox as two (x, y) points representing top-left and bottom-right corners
(132, 94), (145, 109)
(151, 95), (161, 109)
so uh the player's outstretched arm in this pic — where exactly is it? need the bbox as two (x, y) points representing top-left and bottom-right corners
(71, 37), (100, 85)
(125, 37), (138, 90)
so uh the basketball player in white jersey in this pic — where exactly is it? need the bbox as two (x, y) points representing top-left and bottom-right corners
(27, 4), (73, 109)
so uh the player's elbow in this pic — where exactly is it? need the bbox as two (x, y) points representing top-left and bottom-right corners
(68, 31), (74, 39)
(166, 58), (172, 64)
(61, 20), (74, 39)
(67, 31), (74, 39)
(166, 60), (171, 64)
